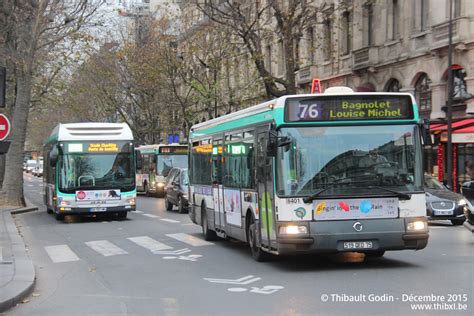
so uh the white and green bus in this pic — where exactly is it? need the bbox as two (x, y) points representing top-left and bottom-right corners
(189, 87), (430, 261)
(136, 144), (188, 197)
(43, 123), (137, 220)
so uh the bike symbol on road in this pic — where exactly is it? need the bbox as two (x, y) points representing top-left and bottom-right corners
(153, 248), (202, 262)
(203, 275), (284, 295)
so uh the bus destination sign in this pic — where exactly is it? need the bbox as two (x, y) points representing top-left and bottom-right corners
(159, 146), (188, 154)
(284, 95), (414, 122)
(64, 141), (131, 154)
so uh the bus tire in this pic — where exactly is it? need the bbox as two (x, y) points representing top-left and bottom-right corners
(118, 211), (127, 219)
(202, 205), (217, 241)
(165, 196), (173, 211)
(247, 215), (269, 262)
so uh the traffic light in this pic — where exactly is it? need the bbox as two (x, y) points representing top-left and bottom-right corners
(0, 66), (5, 108)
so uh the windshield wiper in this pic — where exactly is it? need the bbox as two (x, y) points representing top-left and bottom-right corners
(367, 186), (411, 200)
(302, 187), (332, 203)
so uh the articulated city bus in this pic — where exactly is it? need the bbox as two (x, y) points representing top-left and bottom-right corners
(135, 144), (188, 197)
(43, 123), (136, 220)
(188, 87), (430, 261)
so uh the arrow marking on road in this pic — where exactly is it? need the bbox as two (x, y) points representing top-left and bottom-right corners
(152, 248), (191, 255)
(204, 275), (262, 285)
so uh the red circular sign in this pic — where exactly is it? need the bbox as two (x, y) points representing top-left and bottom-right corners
(77, 191), (86, 200)
(0, 114), (11, 141)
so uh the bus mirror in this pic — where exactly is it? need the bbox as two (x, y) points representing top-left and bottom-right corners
(49, 146), (58, 167)
(278, 136), (293, 152)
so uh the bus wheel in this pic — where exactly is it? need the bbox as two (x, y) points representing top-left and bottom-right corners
(117, 211), (127, 219)
(202, 206), (217, 241)
(247, 216), (269, 262)
(55, 213), (64, 221)
(165, 196), (173, 211)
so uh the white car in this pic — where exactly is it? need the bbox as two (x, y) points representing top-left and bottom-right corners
(25, 160), (36, 173)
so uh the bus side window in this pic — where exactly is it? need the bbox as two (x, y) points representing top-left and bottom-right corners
(224, 133), (242, 188)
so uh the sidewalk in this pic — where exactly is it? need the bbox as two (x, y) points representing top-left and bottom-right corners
(0, 202), (37, 313)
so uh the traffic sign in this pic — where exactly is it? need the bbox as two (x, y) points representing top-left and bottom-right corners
(0, 113), (11, 141)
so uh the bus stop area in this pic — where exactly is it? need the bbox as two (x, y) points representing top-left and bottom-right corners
(0, 203), (37, 312)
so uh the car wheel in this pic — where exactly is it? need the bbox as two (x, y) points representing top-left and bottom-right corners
(202, 206), (217, 241)
(178, 197), (187, 214)
(451, 218), (465, 226)
(165, 196), (173, 211)
(247, 216), (269, 262)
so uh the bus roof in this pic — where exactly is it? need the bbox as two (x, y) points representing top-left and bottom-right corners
(190, 90), (419, 138)
(45, 123), (133, 144)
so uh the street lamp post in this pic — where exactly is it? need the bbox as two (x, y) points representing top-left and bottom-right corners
(446, 0), (454, 189)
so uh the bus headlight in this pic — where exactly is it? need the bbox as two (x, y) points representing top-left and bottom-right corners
(279, 225), (308, 235)
(127, 198), (136, 205)
(157, 182), (165, 188)
(458, 199), (467, 206)
(406, 221), (427, 231)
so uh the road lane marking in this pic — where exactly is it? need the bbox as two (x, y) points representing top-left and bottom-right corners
(160, 218), (180, 223)
(133, 210), (144, 214)
(127, 236), (173, 252)
(44, 245), (80, 263)
(142, 214), (160, 218)
(166, 233), (214, 246)
(85, 240), (128, 257)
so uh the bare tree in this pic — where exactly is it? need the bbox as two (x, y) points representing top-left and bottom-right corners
(193, 0), (317, 98)
(0, 0), (102, 206)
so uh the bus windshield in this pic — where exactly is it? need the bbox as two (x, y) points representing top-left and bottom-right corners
(276, 125), (423, 197)
(58, 153), (135, 193)
(157, 155), (187, 177)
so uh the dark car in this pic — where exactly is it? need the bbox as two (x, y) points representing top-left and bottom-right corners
(164, 168), (189, 213)
(425, 175), (467, 225)
(460, 181), (474, 225)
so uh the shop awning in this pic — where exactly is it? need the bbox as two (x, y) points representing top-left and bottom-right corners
(430, 119), (474, 133)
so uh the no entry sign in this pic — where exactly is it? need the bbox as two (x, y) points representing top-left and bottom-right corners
(0, 113), (11, 141)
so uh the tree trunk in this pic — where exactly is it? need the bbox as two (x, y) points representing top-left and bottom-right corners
(0, 70), (33, 207)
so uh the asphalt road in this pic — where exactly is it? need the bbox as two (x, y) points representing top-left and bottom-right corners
(5, 173), (474, 315)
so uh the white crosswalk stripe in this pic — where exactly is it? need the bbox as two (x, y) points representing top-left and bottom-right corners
(127, 236), (173, 252)
(133, 210), (144, 214)
(85, 240), (128, 257)
(160, 218), (180, 223)
(45, 245), (80, 263)
(166, 233), (214, 246)
(142, 214), (159, 218)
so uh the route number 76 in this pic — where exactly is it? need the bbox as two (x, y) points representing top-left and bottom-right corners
(298, 104), (319, 119)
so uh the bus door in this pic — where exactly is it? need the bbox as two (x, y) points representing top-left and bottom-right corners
(212, 138), (225, 230)
(256, 127), (277, 249)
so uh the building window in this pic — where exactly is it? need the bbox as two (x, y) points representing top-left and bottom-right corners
(421, 0), (429, 30)
(341, 11), (352, 55)
(415, 74), (432, 112)
(363, 3), (374, 47)
(306, 27), (315, 64)
(265, 44), (272, 74)
(385, 78), (401, 92)
(454, 0), (461, 18)
(387, 0), (399, 40)
(323, 19), (332, 60)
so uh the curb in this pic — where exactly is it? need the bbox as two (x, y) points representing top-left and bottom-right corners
(0, 207), (37, 312)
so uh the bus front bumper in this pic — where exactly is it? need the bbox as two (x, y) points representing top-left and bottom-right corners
(56, 205), (135, 214)
(275, 217), (429, 255)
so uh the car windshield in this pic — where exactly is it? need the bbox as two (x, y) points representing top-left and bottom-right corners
(424, 175), (446, 190)
(58, 153), (135, 193)
(276, 125), (423, 197)
(157, 155), (187, 177)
